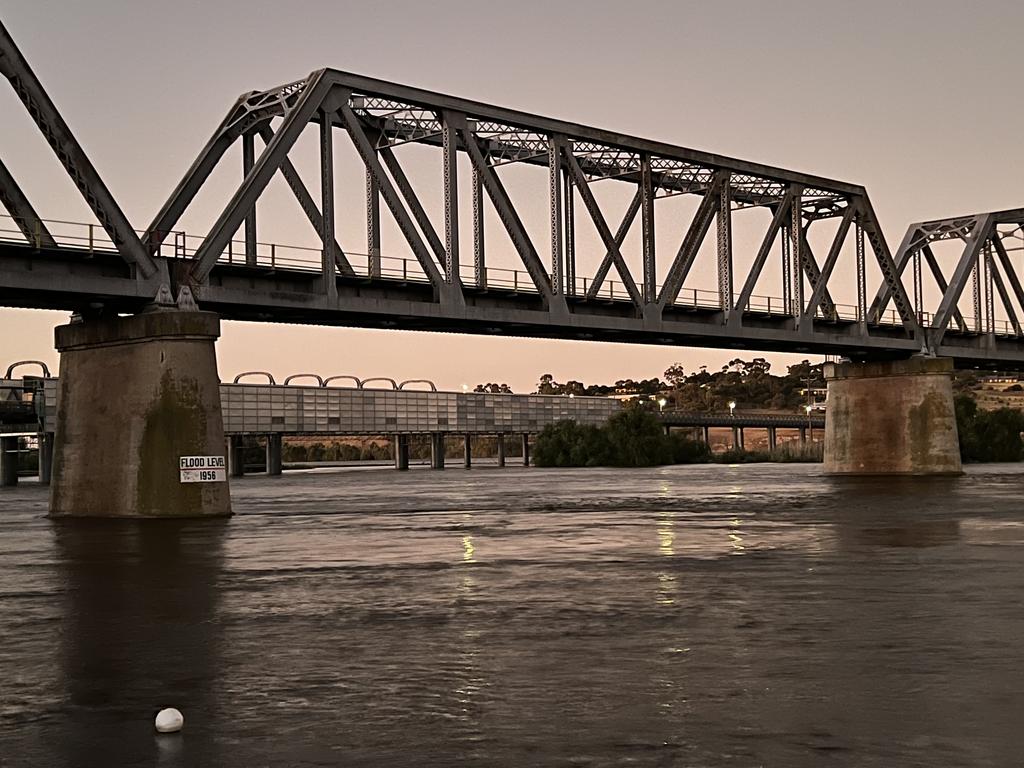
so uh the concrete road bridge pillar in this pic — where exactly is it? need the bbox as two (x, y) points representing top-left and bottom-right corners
(824, 357), (961, 475)
(265, 434), (282, 476)
(0, 435), (18, 487)
(521, 434), (530, 467)
(430, 433), (445, 470)
(463, 434), (472, 469)
(393, 434), (409, 471)
(496, 434), (506, 467)
(49, 310), (232, 517)
(37, 432), (54, 485)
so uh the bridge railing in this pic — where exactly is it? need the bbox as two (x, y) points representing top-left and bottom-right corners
(6, 212), (1021, 336)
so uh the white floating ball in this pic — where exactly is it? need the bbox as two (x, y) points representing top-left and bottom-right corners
(155, 707), (184, 733)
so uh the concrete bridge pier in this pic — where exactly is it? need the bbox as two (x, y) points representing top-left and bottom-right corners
(430, 433), (445, 470)
(497, 434), (506, 467)
(1, 435), (17, 486)
(824, 357), (961, 475)
(522, 434), (530, 467)
(463, 434), (472, 469)
(265, 434), (282, 476)
(38, 432), (53, 485)
(393, 434), (409, 470)
(49, 310), (232, 517)
(767, 427), (778, 451)
(228, 435), (245, 477)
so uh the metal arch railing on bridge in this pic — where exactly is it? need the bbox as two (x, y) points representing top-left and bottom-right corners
(4, 360), (51, 379)
(283, 373), (325, 387)
(232, 371), (276, 385)
(323, 375), (362, 389)
(397, 379), (437, 391)
(359, 377), (399, 390)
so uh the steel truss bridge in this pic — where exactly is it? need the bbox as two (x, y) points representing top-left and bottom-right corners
(2, 20), (1024, 366)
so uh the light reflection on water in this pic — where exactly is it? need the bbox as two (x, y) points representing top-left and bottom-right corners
(1, 463), (1024, 766)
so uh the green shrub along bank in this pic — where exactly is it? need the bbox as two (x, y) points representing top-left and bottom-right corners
(955, 395), (1024, 462)
(533, 410), (703, 467)
(533, 410), (823, 468)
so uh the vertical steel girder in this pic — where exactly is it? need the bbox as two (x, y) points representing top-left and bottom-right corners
(657, 171), (726, 308)
(855, 220), (866, 324)
(457, 117), (553, 299)
(640, 155), (656, 304)
(790, 192), (803, 322)
(242, 132), (257, 264)
(564, 170), (576, 296)
(559, 139), (642, 308)
(442, 113), (460, 286)
(472, 168), (484, 288)
(717, 176), (733, 316)
(0, 20), (156, 277)
(366, 167), (381, 278)
(548, 139), (563, 296)
(319, 110), (337, 298)
(0, 157), (57, 248)
(585, 189), (641, 300)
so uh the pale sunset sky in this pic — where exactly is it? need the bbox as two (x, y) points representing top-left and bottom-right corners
(2, 1), (1022, 390)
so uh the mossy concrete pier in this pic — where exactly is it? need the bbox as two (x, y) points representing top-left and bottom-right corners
(824, 356), (961, 475)
(50, 311), (232, 517)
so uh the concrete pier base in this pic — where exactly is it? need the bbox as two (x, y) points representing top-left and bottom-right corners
(463, 434), (472, 469)
(521, 433), (530, 467)
(50, 311), (232, 517)
(430, 433), (445, 470)
(497, 434), (506, 467)
(824, 356), (961, 476)
(38, 432), (53, 485)
(266, 433), (282, 476)
(394, 434), (409, 470)
(228, 435), (245, 477)
(0, 435), (18, 487)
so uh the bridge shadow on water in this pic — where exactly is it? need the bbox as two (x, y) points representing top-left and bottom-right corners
(49, 518), (230, 767)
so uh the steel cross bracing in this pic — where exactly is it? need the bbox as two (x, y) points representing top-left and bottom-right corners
(3, 45), (1024, 367)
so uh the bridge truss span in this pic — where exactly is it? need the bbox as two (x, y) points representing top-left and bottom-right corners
(3, 30), (1024, 366)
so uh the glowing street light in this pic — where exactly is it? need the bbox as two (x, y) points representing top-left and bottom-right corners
(728, 400), (736, 416)
(658, 397), (667, 411)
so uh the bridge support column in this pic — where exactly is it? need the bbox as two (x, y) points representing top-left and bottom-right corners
(37, 432), (53, 485)
(393, 434), (409, 470)
(228, 435), (245, 477)
(463, 434), (472, 469)
(265, 433), (282, 476)
(799, 427), (807, 445)
(430, 433), (445, 470)
(50, 311), (232, 517)
(522, 434), (530, 467)
(824, 357), (961, 475)
(731, 426), (740, 450)
(497, 434), (506, 467)
(767, 427), (777, 452)
(0, 435), (18, 487)
(702, 426), (710, 444)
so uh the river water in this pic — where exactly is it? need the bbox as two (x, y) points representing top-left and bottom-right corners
(2, 463), (1024, 767)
